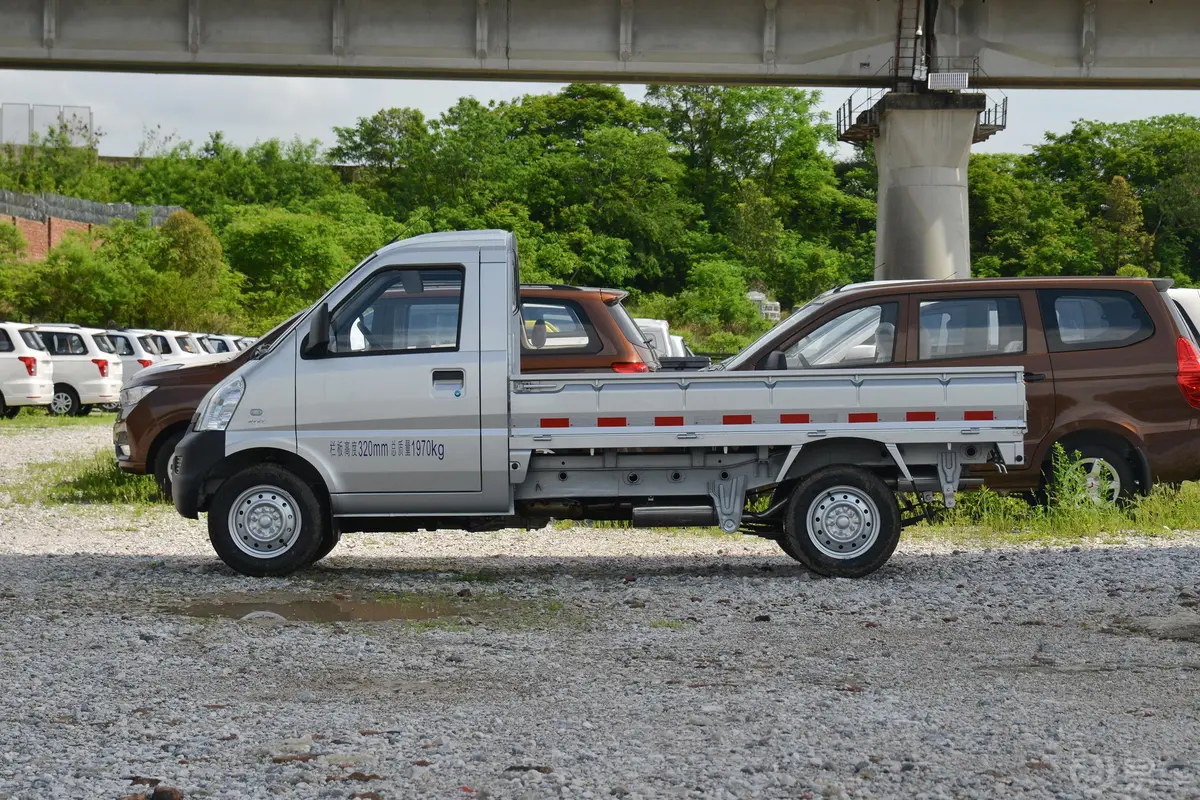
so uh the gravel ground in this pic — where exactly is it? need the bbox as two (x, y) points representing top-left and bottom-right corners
(3, 427), (1200, 799)
(0, 418), (112, 485)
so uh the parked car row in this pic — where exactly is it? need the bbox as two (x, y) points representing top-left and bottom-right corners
(113, 272), (1200, 511)
(0, 322), (251, 418)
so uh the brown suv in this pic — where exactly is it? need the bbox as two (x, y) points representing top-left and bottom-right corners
(115, 284), (657, 494)
(721, 276), (1200, 501)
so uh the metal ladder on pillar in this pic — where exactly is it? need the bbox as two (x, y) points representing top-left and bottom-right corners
(894, 0), (923, 92)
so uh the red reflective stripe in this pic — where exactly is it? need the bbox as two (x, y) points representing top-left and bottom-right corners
(723, 414), (752, 425)
(848, 412), (878, 424)
(655, 416), (685, 426)
(597, 416), (627, 427)
(780, 413), (810, 424)
(964, 410), (994, 421)
(540, 418), (570, 428)
(906, 411), (937, 422)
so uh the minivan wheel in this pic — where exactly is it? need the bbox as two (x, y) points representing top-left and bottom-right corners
(0, 394), (16, 419)
(307, 529), (342, 566)
(153, 431), (185, 499)
(49, 386), (79, 416)
(208, 465), (326, 577)
(1050, 443), (1136, 506)
(780, 466), (901, 578)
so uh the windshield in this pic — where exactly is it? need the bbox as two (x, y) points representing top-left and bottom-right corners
(197, 337), (216, 353)
(19, 329), (45, 350)
(175, 335), (197, 354)
(251, 311), (306, 359)
(710, 293), (832, 370)
(92, 334), (116, 354)
(109, 334), (135, 356)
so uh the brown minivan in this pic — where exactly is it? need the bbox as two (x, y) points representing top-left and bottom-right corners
(720, 276), (1200, 501)
(115, 284), (657, 494)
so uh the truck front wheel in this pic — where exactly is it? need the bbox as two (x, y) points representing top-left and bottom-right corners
(780, 466), (901, 578)
(208, 465), (327, 577)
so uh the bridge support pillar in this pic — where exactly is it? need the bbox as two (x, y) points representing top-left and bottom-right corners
(873, 93), (986, 281)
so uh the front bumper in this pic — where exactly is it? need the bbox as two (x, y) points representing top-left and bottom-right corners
(171, 429), (226, 519)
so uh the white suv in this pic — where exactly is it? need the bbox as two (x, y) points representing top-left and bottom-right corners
(106, 329), (161, 378)
(0, 322), (54, 418)
(36, 325), (124, 416)
(130, 329), (205, 364)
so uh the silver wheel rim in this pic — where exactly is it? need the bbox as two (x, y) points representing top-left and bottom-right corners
(50, 392), (73, 415)
(1079, 457), (1121, 505)
(228, 485), (302, 559)
(806, 485), (880, 559)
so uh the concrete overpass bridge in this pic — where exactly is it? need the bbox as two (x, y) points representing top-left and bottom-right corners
(3, 0), (1197, 280)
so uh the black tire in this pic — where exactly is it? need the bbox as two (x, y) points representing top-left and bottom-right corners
(208, 464), (327, 577)
(76, 404), (93, 417)
(307, 529), (342, 565)
(98, 403), (120, 413)
(153, 431), (185, 500)
(48, 385), (80, 416)
(1047, 442), (1136, 507)
(780, 466), (902, 578)
(0, 393), (17, 419)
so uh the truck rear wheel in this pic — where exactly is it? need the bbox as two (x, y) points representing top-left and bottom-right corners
(207, 465), (326, 577)
(780, 466), (901, 578)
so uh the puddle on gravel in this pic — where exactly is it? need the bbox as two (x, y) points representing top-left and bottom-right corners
(172, 591), (517, 623)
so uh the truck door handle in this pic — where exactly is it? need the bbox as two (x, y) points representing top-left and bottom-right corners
(1024, 371), (1047, 383)
(433, 369), (464, 385)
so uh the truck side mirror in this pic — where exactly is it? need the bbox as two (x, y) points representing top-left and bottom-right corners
(764, 350), (787, 370)
(303, 303), (331, 357)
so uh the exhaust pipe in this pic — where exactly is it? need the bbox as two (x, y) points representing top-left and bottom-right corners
(631, 506), (717, 528)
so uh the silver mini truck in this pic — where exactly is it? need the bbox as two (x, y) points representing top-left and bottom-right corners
(172, 230), (1027, 578)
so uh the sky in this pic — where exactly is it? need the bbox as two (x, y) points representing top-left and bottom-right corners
(5, 69), (1200, 158)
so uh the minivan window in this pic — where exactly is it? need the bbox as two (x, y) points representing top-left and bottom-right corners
(176, 336), (197, 354)
(330, 267), (464, 355)
(521, 299), (601, 353)
(142, 335), (167, 355)
(918, 297), (1024, 360)
(109, 334), (135, 356)
(19, 330), (45, 350)
(42, 332), (87, 355)
(207, 338), (230, 353)
(784, 303), (899, 368)
(92, 334), (116, 354)
(0, 330), (12, 352)
(1039, 289), (1153, 353)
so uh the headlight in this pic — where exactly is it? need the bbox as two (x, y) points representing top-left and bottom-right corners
(119, 385), (157, 409)
(196, 377), (245, 432)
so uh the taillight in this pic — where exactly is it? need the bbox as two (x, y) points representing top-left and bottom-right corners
(612, 361), (649, 373)
(92, 358), (109, 378)
(18, 356), (36, 377)
(1176, 337), (1200, 409)
(137, 359), (153, 368)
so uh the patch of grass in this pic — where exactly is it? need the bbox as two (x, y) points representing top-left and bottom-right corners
(649, 618), (685, 629)
(9, 448), (160, 505)
(0, 407), (115, 431)
(911, 445), (1200, 546)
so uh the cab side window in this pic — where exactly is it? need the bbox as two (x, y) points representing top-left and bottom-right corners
(328, 267), (463, 355)
(918, 297), (1024, 360)
(783, 303), (899, 368)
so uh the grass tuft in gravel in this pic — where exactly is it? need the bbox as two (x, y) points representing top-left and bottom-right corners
(10, 448), (160, 505)
(0, 407), (115, 431)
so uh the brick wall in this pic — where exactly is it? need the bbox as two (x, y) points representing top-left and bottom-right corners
(4, 215), (93, 260)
